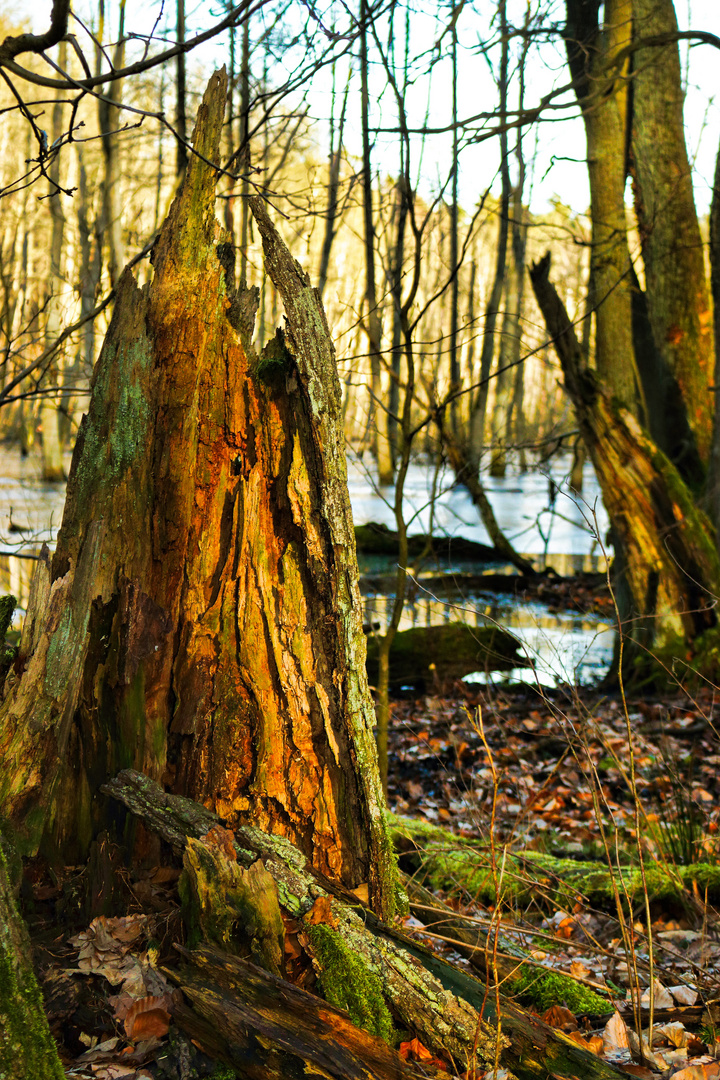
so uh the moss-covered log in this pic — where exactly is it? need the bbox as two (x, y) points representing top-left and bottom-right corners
(392, 814), (720, 907)
(0, 840), (64, 1079)
(365, 622), (528, 690)
(0, 71), (396, 919)
(103, 769), (625, 1080)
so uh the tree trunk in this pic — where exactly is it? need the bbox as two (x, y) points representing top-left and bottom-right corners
(98, 6), (126, 287)
(104, 768), (626, 1080)
(564, 0), (642, 415)
(631, 0), (714, 469)
(0, 838), (64, 1078)
(41, 38), (67, 484)
(0, 71), (397, 921)
(529, 252), (720, 651)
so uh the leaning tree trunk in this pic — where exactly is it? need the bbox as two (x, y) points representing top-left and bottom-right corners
(530, 252), (720, 653)
(0, 70), (397, 921)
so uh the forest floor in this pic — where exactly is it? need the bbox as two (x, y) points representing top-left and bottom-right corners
(22, 572), (720, 1080)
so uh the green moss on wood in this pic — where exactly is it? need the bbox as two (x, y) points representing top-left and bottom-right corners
(391, 815), (720, 907)
(0, 845), (64, 1079)
(509, 969), (611, 1013)
(305, 921), (397, 1044)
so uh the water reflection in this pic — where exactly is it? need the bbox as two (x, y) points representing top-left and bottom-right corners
(0, 448), (616, 684)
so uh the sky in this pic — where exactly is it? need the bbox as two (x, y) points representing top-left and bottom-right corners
(16, 0), (720, 216)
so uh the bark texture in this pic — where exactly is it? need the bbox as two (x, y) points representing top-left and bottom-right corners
(565, 0), (641, 414)
(104, 769), (626, 1080)
(631, 0), (714, 467)
(530, 252), (720, 648)
(0, 70), (396, 919)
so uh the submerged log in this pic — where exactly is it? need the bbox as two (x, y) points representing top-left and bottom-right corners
(355, 521), (501, 563)
(365, 622), (529, 690)
(103, 769), (624, 1080)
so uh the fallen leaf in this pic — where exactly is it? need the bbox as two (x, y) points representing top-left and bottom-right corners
(603, 1011), (629, 1052)
(399, 1038), (434, 1062)
(640, 979), (674, 1010)
(656, 1021), (689, 1048)
(305, 896), (338, 929)
(350, 883), (369, 904)
(567, 1031), (603, 1054)
(619, 1066), (655, 1079)
(669, 985), (699, 1006)
(543, 1005), (578, 1031)
(124, 996), (171, 1040)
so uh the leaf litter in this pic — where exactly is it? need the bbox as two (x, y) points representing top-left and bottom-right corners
(20, 647), (720, 1078)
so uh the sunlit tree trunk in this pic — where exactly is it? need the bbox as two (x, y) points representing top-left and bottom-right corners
(359, 0), (388, 481)
(631, 0), (714, 470)
(98, 0), (126, 287)
(40, 39), (67, 483)
(564, 0), (641, 414)
(0, 72), (398, 922)
(467, 3), (510, 473)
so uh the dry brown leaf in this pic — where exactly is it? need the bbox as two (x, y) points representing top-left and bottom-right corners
(124, 996), (171, 1040)
(305, 896), (338, 929)
(603, 1011), (629, 1052)
(669, 1063), (720, 1080)
(399, 1038), (433, 1062)
(618, 1066), (655, 1079)
(542, 1005), (577, 1031)
(640, 979), (674, 1010)
(569, 961), (591, 980)
(567, 1031), (603, 1055)
(670, 985), (699, 1006)
(350, 883), (369, 904)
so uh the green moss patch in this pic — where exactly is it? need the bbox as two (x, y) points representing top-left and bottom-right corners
(306, 922), (396, 1043)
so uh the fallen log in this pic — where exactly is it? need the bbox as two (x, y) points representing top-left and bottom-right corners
(365, 622), (529, 690)
(392, 814), (720, 907)
(103, 769), (625, 1080)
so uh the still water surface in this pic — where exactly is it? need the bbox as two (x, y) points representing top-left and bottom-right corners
(0, 449), (615, 686)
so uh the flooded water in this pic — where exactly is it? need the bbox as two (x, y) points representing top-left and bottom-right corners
(0, 447), (615, 686)
(349, 453), (615, 687)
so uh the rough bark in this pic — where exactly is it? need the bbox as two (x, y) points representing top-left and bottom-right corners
(0, 839), (64, 1078)
(0, 70), (397, 920)
(631, 0), (714, 468)
(530, 252), (720, 649)
(104, 769), (626, 1080)
(564, 0), (642, 415)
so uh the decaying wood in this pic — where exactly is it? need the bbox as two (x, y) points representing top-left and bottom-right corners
(103, 769), (625, 1080)
(529, 252), (720, 648)
(168, 945), (415, 1080)
(0, 69), (395, 918)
